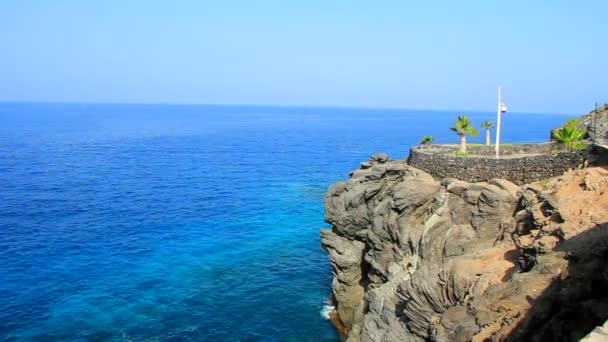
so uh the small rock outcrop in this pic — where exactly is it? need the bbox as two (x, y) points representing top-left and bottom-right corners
(321, 154), (608, 341)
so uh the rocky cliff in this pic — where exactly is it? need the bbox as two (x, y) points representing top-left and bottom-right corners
(578, 104), (608, 145)
(321, 153), (608, 341)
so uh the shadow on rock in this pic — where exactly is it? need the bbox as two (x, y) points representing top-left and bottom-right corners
(505, 222), (608, 342)
(501, 249), (520, 282)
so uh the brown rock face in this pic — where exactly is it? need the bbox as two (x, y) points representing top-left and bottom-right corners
(321, 155), (608, 342)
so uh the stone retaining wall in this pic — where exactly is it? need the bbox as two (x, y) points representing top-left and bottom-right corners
(407, 144), (591, 185)
(415, 142), (557, 156)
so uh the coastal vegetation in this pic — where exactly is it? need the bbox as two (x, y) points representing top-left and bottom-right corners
(450, 115), (479, 153)
(419, 135), (435, 145)
(480, 120), (493, 146)
(552, 118), (587, 151)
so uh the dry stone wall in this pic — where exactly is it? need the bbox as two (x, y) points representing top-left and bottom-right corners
(407, 143), (590, 185)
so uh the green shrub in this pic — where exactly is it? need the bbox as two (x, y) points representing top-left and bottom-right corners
(454, 151), (469, 157)
(420, 135), (435, 145)
(552, 118), (586, 151)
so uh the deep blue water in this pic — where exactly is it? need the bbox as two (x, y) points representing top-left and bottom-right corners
(0, 103), (571, 341)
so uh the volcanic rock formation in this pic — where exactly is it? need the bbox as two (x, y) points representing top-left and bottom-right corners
(321, 154), (608, 341)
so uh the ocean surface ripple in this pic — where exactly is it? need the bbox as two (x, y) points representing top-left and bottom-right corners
(0, 103), (569, 341)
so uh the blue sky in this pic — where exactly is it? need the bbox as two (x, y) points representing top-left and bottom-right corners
(0, 0), (606, 113)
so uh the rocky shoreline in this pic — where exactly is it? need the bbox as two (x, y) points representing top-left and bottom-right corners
(321, 153), (607, 341)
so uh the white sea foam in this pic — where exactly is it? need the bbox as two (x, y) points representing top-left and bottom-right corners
(320, 304), (335, 320)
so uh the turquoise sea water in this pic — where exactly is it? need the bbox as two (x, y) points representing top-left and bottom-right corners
(0, 103), (570, 341)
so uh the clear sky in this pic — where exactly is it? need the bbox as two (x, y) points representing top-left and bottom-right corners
(1, 0), (606, 113)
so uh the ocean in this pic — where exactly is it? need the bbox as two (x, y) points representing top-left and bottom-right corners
(0, 103), (570, 341)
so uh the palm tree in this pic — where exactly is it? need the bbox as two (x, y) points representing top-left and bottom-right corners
(553, 122), (586, 151)
(420, 135), (435, 145)
(450, 115), (478, 153)
(480, 120), (493, 146)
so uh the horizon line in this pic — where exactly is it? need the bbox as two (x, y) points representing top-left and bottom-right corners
(0, 99), (577, 116)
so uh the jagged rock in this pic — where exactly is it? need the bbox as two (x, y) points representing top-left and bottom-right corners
(322, 152), (608, 342)
(370, 152), (389, 163)
(320, 228), (366, 331)
(577, 105), (608, 145)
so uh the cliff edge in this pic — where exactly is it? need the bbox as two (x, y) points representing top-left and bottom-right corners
(321, 153), (608, 341)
